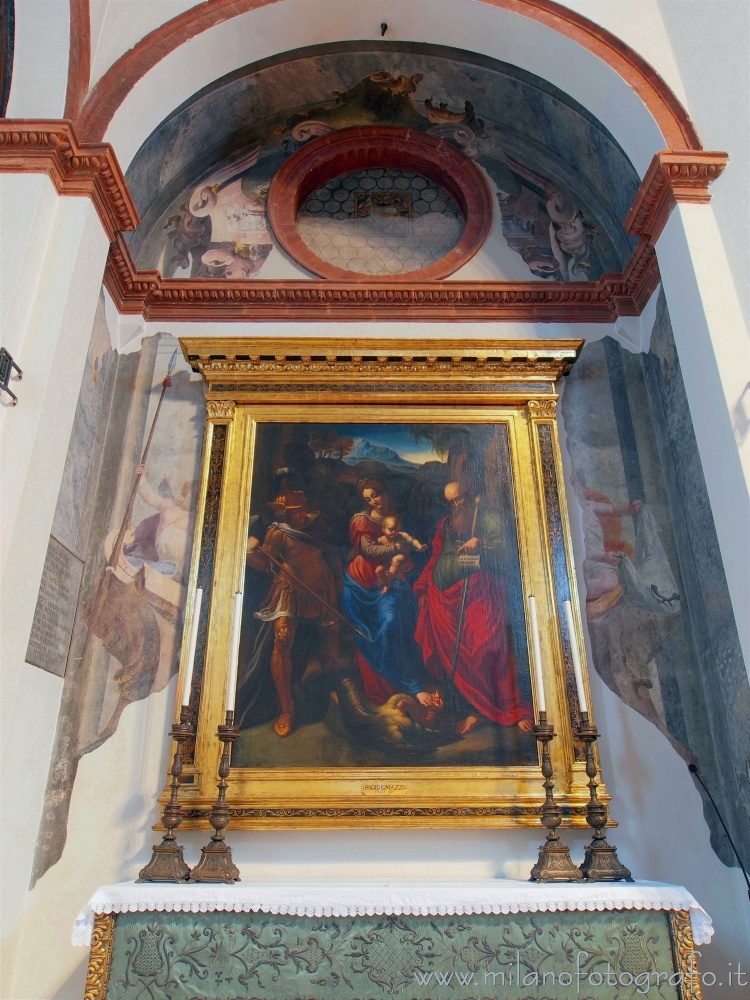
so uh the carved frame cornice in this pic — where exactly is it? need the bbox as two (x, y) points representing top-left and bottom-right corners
(624, 150), (728, 243)
(181, 338), (581, 402)
(0, 120), (139, 240)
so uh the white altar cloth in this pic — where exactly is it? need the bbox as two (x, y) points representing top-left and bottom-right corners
(73, 879), (712, 947)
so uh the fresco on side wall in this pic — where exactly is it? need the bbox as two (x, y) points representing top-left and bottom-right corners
(561, 293), (750, 871)
(31, 328), (205, 884)
(31, 297), (748, 881)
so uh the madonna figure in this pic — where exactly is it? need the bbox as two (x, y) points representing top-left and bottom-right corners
(342, 478), (439, 707)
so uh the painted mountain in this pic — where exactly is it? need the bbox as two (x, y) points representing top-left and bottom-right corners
(343, 438), (419, 469)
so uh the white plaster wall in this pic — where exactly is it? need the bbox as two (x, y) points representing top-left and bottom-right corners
(0, 665), (64, 1000)
(0, 198), (109, 575)
(5, 0), (69, 118)
(0, 173), (58, 347)
(560, 0), (688, 104)
(132, 318), (633, 353)
(556, 349), (750, 995)
(0, 197), (109, 704)
(0, 201), (110, 995)
(89, 1), (202, 89)
(657, 0), (750, 330)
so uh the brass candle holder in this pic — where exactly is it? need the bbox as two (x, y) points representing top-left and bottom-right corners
(529, 711), (584, 882)
(189, 711), (241, 883)
(138, 706), (193, 882)
(576, 712), (633, 881)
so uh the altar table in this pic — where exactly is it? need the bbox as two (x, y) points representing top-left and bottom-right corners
(76, 879), (711, 999)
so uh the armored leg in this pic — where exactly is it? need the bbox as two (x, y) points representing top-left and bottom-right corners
(271, 616), (297, 736)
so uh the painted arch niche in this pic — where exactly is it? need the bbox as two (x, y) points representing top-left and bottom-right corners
(125, 42), (639, 283)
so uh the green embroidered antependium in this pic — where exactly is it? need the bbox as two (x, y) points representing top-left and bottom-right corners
(107, 909), (681, 999)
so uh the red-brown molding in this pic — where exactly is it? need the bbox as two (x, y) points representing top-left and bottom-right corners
(0, 121), (669, 323)
(0, 121), (139, 239)
(267, 126), (493, 282)
(65, 0), (91, 120)
(604, 238), (659, 316)
(106, 235), (161, 308)
(624, 150), (728, 242)
(104, 232), (661, 323)
(76, 0), (701, 150)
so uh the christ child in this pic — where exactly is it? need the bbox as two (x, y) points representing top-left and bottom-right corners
(375, 514), (428, 592)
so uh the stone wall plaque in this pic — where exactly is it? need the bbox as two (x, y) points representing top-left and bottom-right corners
(25, 536), (84, 676)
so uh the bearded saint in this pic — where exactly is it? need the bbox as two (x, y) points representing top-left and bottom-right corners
(414, 482), (532, 735)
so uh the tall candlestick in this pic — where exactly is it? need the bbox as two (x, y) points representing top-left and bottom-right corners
(226, 592), (243, 713)
(181, 588), (203, 707)
(527, 595), (546, 714)
(564, 599), (588, 714)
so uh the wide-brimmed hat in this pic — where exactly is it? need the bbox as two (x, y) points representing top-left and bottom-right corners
(268, 490), (308, 516)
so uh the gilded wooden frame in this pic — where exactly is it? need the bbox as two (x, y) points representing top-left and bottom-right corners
(169, 338), (602, 829)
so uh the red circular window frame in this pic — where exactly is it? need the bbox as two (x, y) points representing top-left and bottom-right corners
(267, 125), (493, 282)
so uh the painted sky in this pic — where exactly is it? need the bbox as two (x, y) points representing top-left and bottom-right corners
(323, 424), (446, 465)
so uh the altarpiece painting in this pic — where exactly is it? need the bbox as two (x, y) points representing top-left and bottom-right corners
(167, 339), (602, 829)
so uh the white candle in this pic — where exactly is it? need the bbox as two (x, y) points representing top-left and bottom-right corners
(564, 599), (588, 714)
(181, 588), (203, 706)
(226, 591), (243, 713)
(527, 595), (546, 714)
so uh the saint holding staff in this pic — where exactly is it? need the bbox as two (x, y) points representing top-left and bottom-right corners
(414, 481), (533, 735)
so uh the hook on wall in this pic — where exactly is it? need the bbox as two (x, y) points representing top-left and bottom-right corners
(0, 347), (22, 405)
(380, 22), (388, 37)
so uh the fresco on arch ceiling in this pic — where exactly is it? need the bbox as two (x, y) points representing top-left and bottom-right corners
(126, 46), (638, 282)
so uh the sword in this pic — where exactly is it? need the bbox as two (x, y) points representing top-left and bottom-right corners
(255, 545), (369, 641)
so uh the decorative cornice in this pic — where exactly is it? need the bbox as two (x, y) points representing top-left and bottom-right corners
(105, 233), (662, 323)
(624, 150), (728, 242)
(181, 338), (581, 392)
(602, 238), (660, 316)
(0, 121), (139, 240)
(106, 235), (160, 305)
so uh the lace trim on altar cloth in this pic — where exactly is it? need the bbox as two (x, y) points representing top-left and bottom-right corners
(72, 879), (712, 948)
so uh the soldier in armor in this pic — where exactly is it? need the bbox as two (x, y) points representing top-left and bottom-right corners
(247, 490), (340, 737)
